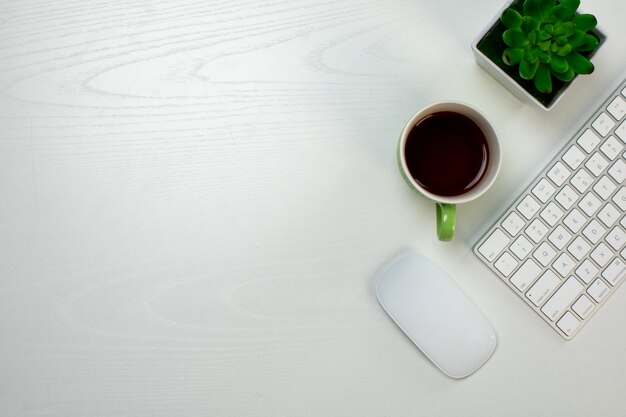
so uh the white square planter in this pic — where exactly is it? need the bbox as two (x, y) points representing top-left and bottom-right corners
(471, 1), (605, 111)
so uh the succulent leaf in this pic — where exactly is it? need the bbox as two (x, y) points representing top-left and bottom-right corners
(539, 0), (556, 16)
(550, 0), (579, 22)
(523, 0), (542, 20)
(503, 48), (525, 65)
(538, 30), (552, 41)
(566, 52), (594, 74)
(503, 29), (529, 47)
(556, 44), (573, 56)
(534, 64), (552, 93)
(501, 8), (523, 29)
(568, 31), (586, 47)
(550, 55), (569, 73)
(522, 16), (539, 33)
(576, 34), (599, 51)
(520, 58), (539, 80)
(572, 14), (597, 32)
(553, 66), (575, 81)
(555, 22), (575, 37)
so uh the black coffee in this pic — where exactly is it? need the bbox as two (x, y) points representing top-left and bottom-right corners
(404, 111), (489, 197)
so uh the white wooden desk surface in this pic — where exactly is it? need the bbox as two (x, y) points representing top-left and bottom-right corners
(1, 0), (625, 416)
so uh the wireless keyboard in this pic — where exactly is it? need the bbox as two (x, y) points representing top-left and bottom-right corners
(475, 75), (626, 339)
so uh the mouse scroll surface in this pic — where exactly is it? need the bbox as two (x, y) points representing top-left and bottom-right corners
(376, 253), (497, 379)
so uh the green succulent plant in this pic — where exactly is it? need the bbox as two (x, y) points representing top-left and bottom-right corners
(500, 0), (599, 94)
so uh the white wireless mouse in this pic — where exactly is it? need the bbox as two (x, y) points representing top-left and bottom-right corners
(376, 252), (496, 379)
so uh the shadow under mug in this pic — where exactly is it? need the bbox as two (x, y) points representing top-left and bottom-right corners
(398, 102), (501, 241)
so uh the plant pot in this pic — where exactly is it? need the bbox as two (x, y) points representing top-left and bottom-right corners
(472, 0), (605, 111)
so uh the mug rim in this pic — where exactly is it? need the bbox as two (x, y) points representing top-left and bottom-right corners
(398, 101), (501, 205)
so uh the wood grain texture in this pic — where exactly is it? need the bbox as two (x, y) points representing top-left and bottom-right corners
(1, 0), (625, 416)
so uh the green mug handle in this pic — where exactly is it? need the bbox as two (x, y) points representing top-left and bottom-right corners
(436, 203), (456, 241)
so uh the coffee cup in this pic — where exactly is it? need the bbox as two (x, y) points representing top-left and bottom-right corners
(398, 102), (501, 241)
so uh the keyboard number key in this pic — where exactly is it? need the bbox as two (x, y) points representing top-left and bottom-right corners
(501, 212), (525, 236)
(510, 235), (534, 260)
(570, 169), (594, 193)
(525, 218), (549, 243)
(494, 252), (518, 277)
(585, 152), (609, 176)
(547, 162), (571, 186)
(540, 202), (564, 226)
(616, 120), (626, 141)
(600, 136), (624, 160)
(517, 195), (541, 220)
(532, 178), (556, 203)
(592, 112), (616, 137)
(555, 185), (578, 210)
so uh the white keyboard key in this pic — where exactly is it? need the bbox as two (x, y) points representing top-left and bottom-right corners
(575, 259), (599, 284)
(553, 253), (576, 277)
(600, 136), (624, 160)
(583, 219), (606, 244)
(607, 96), (626, 120)
(587, 278), (609, 302)
(590, 242), (612, 267)
(532, 179), (556, 203)
(612, 187), (626, 210)
(555, 185), (578, 210)
(563, 208), (586, 233)
(517, 195), (541, 220)
(602, 258), (625, 286)
(547, 162), (571, 186)
(616, 121), (626, 141)
(570, 169), (594, 193)
(577, 128), (601, 152)
(592, 112), (616, 137)
(562, 145), (586, 169)
(592, 176), (617, 200)
(510, 235), (534, 260)
(533, 242), (557, 266)
(606, 226), (626, 251)
(548, 225), (572, 250)
(572, 294), (595, 319)
(607, 159), (626, 183)
(509, 259), (542, 291)
(494, 252), (518, 277)
(585, 152), (609, 176)
(597, 202), (620, 227)
(501, 212), (525, 236)
(577, 192), (602, 216)
(526, 270), (560, 306)
(478, 228), (510, 262)
(539, 202), (564, 227)
(525, 218), (549, 243)
(541, 276), (583, 321)
(556, 311), (581, 337)
(567, 236), (591, 261)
